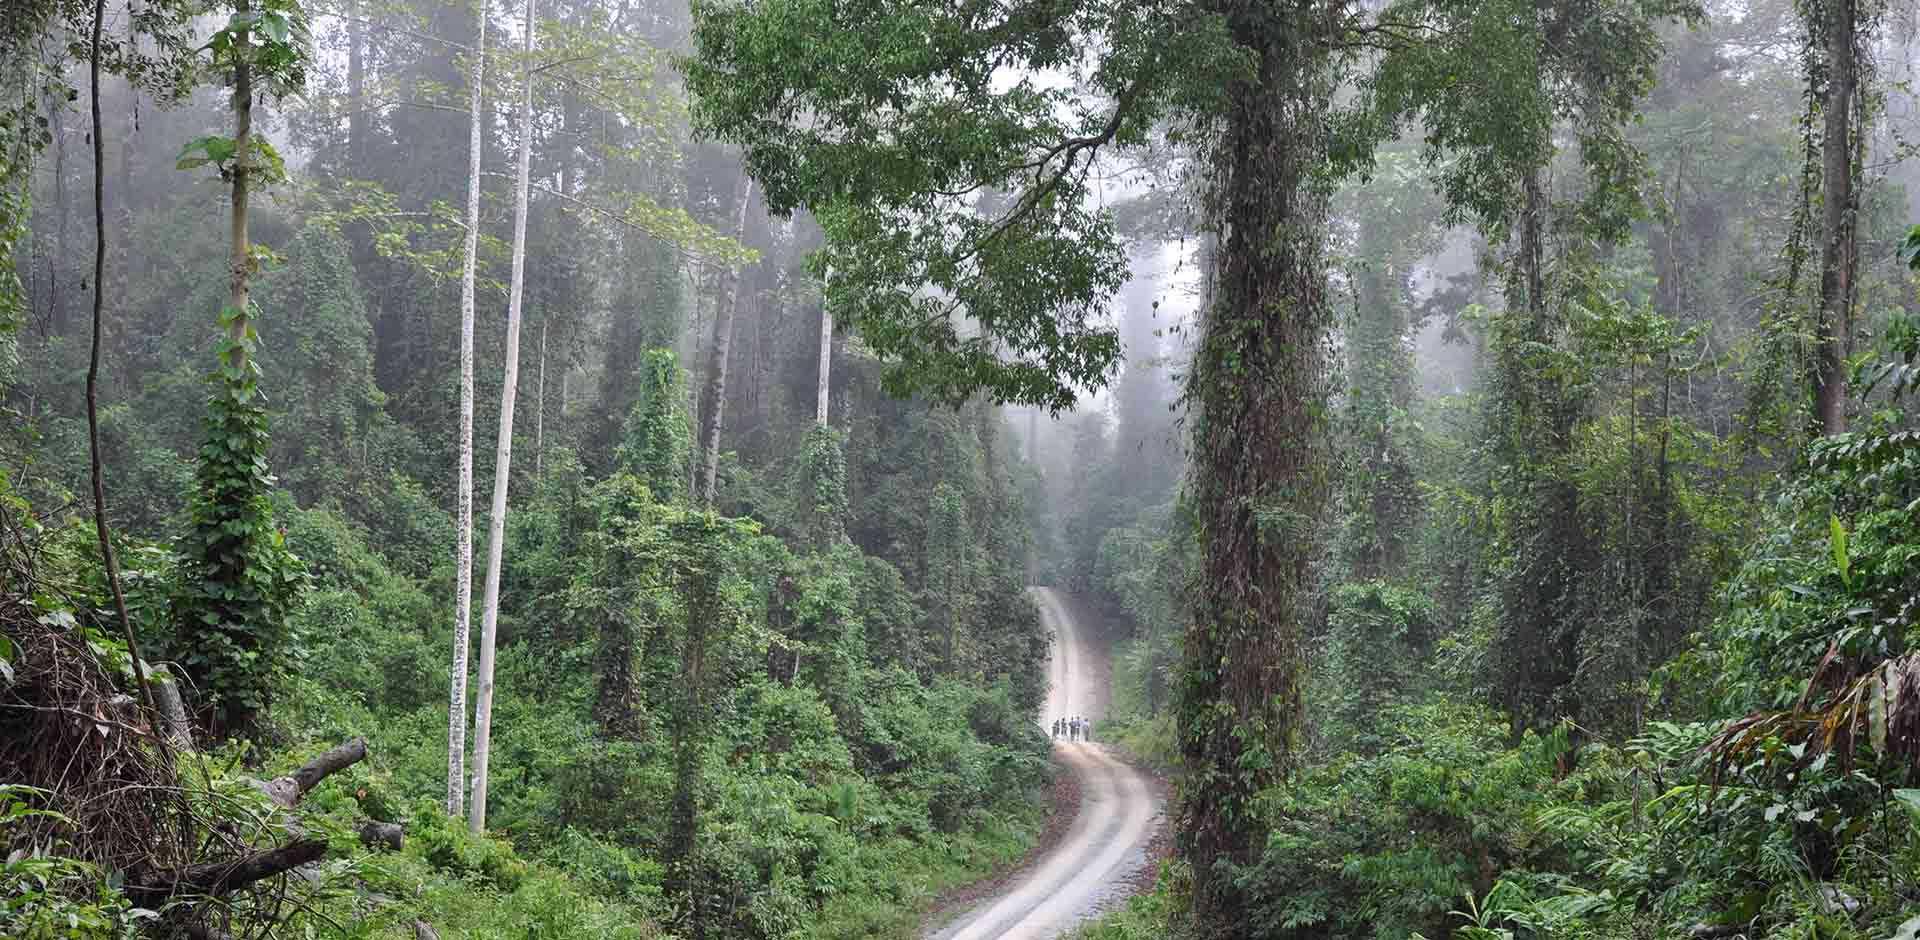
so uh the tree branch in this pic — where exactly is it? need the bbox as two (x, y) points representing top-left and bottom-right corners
(258, 736), (367, 808)
(125, 839), (328, 907)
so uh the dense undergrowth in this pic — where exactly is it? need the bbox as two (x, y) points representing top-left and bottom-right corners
(1069, 346), (1920, 939)
(1, 459), (1052, 939)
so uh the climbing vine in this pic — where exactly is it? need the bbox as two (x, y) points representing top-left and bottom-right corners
(173, 303), (308, 737)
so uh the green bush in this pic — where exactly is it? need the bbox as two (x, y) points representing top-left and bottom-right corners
(1246, 699), (1606, 940)
(408, 800), (530, 889)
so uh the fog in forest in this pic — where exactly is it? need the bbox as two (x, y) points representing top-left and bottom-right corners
(3, 0), (1920, 937)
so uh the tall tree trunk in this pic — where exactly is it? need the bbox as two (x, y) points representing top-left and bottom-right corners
(227, 4), (254, 369)
(117, 34), (134, 247)
(1177, 3), (1335, 934)
(469, 0), (534, 834)
(536, 318), (547, 476)
(697, 175), (755, 507)
(85, 0), (158, 733)
(1490, 163), (1584, 730)
(50, 99), (66, 336)
(1520, 169), (1546, 325)
(347, 0), (366, 176)
(815, 269), (832, 426)
(1813, 0), (1857, 437)
(446, 0), (484, 820)
(665, 530), (721, 940)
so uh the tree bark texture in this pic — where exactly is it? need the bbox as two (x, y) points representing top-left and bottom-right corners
(1813, 0), (1857, 437)
(257, 737), (368, 808)
(698, 175), (755, 508)
(815, 269), (832, 426)
(126, 840), (327, 907)
(227, 1), (253, 370)
(470, 0), (535, 834)
(447, 0), (484, 820)
(1176, 2), (1336, 934)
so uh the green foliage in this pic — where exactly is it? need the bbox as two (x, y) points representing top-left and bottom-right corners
(172, 302), (309, 738)
(791, 424), (848, 549)
(250, 223), (386, 506)
(685, 0), (1243, 409)
(1370, 0), (1699, 240)
(1244, 700), (1594, 940)
(200, 0), (311, 96)
(0, 787), (146, 939)
(1311, 581), (1440, 752)
(616, 348), (692, 502)
(409, 800), (531, 889)
(0, 148), (26, 395)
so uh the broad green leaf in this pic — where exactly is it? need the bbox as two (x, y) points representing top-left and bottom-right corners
(1829, 515), (1850, 588)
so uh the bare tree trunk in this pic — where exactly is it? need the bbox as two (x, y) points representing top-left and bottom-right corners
(697, 176), (754, 507)
(1813, 0), (1858, 437)
(470, 0), (534, 834)
(85, 0), (160, 736)
(227, 3), (254, 370)
(815, 268), (831, 426)
(347, 0), (366, 176)
(447, 0), (485, 820)
(1521, 169), (1546, 325)
(50, 98), (66, 335)
(536, 317), (547, 476)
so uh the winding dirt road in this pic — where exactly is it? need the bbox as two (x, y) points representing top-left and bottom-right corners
(928, 588), (1163, 940)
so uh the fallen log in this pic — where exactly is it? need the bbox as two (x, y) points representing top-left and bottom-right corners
(128, 737), (369, 907)
(126, 839), (327, 907)
(257, 737), (369, 809)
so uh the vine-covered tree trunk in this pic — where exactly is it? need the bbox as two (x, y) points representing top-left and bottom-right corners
(1813, 0), (1858, 437)
(1490, 166), (1584, 730)
(536, 318), (547, 476)
(447, 0), (484, 819)
(665, 525), (722, 940)
(698, 175), (754, 507)
(1177, 3), (1335, 932)
(592, 548), (642, 739)
(1345, 215), (1417, 582)
(470, 0), (534, 834)
(178, 0), (306, 740)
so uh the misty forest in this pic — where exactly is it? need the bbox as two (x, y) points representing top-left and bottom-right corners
(3, 0), (1920, 937)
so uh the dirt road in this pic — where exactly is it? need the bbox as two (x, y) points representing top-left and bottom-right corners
(927, 588), (1163, 940)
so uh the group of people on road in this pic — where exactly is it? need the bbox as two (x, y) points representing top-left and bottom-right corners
(1051, 715), (1092, 742)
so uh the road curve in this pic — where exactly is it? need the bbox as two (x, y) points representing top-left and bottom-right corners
(928, 587), (1163, 940)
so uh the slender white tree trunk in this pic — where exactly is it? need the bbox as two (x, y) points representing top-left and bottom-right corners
(815, 267), (831, 426)
(698, 176), (754, 507)
(470, 0), (535, 834)
(447, 0), (484, 819)
(535, 318), (547, 476)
